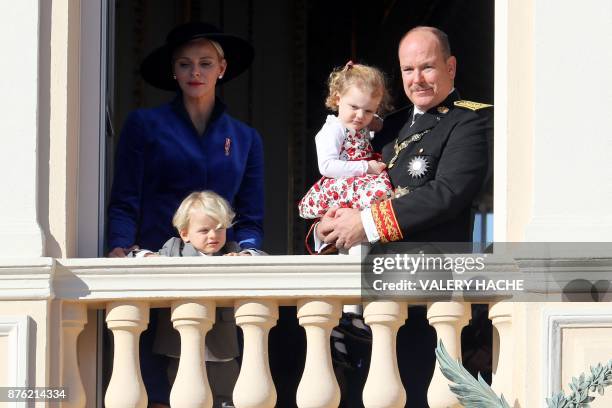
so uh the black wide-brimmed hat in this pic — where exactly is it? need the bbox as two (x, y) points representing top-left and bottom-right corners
(140, 22), (254, 91)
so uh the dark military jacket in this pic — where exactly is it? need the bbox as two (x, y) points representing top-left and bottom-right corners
(370, 90), (492, 243)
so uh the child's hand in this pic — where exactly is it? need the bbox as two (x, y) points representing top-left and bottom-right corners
(224, 252), (252, 256)
(367, 160), (386, 175)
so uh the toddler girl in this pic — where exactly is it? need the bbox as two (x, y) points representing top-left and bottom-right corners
(298, 61), (393, 369)
(298, 61), (393, 220)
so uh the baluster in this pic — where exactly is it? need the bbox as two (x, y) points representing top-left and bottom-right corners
(105, 302), (149, 408)
(233, 300), (278, 408)
(489, 301), (514, 403)
(61, 302), (87, 408)
(362, 301), (407, 408)
(170, 300), (216, 408)
(296, 299), (341, 408)
(426, 301), (471, 408)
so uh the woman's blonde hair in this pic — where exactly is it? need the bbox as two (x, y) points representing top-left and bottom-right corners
(172, 38), (225, 63)
(172, 191), (235, 232)
(325, 62), (392, 114)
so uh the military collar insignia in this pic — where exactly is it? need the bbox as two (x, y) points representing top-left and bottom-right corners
(407, 156), (429, 178)
(454, 100), (493, 111)
(398, 113), (435, 143)
(388, 129), (431, 169)
(437, 106), (449, 114)
(393, 185), (410, 199)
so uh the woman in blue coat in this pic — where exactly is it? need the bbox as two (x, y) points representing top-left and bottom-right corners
(106, 22), (264, 407)
(108, 21), (264, 257)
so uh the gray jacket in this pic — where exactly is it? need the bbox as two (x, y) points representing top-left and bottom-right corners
(152, 237), (264, 360)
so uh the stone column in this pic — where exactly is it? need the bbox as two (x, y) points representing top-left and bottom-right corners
(105, 302), (149, 408)
(61, 302), (87, 408)
(296, 299), (341, 408)
(233, 300), (278, 408)
(426, 301), (470, 408)
(489, 301), (514, 402)
(170, 300), (216, 408)
(362, 301), (407, 408)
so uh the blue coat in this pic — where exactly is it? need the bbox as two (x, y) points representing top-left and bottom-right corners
(107, 96), (264, 251)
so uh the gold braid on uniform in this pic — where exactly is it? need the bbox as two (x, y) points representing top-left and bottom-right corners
(371, 200), (403, 243)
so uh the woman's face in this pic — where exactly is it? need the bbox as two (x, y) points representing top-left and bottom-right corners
(173, 38), (227, 100)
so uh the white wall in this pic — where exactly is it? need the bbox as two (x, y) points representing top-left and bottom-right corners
(0, 1), (45, 257)
(527, 0), (612, 240)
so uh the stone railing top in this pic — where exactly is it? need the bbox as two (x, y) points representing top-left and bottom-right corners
(54, 255), (363, 304)
(0, 257), (54, 299)
(1, 254), (611, 304)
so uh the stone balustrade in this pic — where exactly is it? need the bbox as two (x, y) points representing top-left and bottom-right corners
(3, 255), (523, 407)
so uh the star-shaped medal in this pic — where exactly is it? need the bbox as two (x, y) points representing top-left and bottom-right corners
(407, 156), (429, 178)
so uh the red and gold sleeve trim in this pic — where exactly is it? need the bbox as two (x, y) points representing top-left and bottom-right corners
(371, 200), (403, 243)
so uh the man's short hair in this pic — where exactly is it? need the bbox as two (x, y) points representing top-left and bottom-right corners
(172, 191), (235, 232)
(401, 26), (452, 60)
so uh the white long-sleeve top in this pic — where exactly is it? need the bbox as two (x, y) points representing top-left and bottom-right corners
(315, 115), (372, 178)
(311, 116), (383, 249)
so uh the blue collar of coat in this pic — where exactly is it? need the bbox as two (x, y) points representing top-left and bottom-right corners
(170, 93), (227, 132)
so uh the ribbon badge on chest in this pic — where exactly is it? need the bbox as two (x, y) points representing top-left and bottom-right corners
(224, 137), (231, 156)
(388, 129), (431, 169)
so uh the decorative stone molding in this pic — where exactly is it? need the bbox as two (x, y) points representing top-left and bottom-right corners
(0, 258), (54, 300)
(541, 307), (612, 404)
(0, 315), (32, 387)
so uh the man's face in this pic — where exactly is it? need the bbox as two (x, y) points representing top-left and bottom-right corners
(398, 30), (456, 111)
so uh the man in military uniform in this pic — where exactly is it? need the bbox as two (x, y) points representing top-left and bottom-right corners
(316, 26), (493, 406)
(319, 26), (492, 247)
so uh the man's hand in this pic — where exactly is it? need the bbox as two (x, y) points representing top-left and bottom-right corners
(107, 245), (139, 258)
(321, 207), (366, 250)
(367, 160), (386, 175)
(315, 207), (339, 241)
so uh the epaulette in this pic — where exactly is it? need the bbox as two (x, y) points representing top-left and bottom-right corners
(454, 100), (493, 111)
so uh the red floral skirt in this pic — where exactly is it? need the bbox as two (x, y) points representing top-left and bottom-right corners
(298, 171), (393, 219)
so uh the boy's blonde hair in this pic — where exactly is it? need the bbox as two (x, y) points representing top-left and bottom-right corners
(172, 191), (235, 232)
(325, 62), (392, 114)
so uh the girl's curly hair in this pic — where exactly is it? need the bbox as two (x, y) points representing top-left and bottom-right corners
(325, 61), (393, 114)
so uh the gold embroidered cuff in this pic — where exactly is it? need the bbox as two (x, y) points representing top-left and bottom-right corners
(371, 200), (403, 243)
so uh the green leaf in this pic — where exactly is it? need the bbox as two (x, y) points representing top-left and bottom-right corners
(547, 358), (612, 407)
(435, 340), (511, 408)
